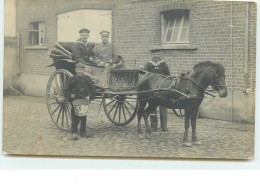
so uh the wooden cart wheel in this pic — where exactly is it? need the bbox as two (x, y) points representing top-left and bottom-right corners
(172, 109), (185, 117)
(102, 94), (139, 126)
(46, 69), (73, 131)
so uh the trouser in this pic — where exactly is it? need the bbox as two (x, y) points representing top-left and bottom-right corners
(71, 108), (87, 134)
(150, 106), (168, 130)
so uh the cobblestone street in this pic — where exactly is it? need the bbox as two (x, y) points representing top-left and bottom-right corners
(2, 95), (255, 159)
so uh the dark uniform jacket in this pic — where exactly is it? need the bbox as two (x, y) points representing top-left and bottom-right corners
(143, 60), (171, 75)
(63, 75), (96, 101)
(72, 39), (94, 63)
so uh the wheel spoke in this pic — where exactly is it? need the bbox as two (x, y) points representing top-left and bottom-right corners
(48, 101), (58, 106)
(123, 102), (131, 116)
(48, 93), (57, 99)
(104, 99), (116, 107)
(64, 107), (69, 127)
(63, 73), (68, 87)
(113, 102), (120, 120)
(57, 73), (62, 88)
(56, 106), (62, 123)
(121, 102), (127, 122)
(118, 103), (121, 123)
(61, 107), (64, 127)
(124, 100), (135, 109)
(54, 75), (59, 89)
(108, 101), (118, 115)
(52, 104), (61, 115)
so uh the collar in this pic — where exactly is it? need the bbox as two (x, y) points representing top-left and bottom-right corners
(76, 39), (88, 46)
(148, 60), (165, 67)
(102, 42), (110, 46)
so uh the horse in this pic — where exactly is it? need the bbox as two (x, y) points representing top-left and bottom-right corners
(136, 61), (228, 146)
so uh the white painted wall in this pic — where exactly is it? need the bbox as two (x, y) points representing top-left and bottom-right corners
(57, 9), (112, 43)
(4, 0), (16, 37)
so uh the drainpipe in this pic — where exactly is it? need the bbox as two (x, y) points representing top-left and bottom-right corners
(230, 2), (233, 122)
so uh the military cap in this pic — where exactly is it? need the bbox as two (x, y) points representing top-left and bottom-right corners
(100, 30), (110, 36)
(79, 28), (90, 33)
(75, 63), (85, 69)
(151, 49), (161, 53)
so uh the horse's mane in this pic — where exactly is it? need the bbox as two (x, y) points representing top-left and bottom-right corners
(192, 61), (225, 78)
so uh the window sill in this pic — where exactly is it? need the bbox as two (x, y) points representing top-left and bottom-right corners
(24, 45), (48, 50)
(151, 44), (198, 50)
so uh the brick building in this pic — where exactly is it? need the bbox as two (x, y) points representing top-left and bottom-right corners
(14, 0), (256, 123)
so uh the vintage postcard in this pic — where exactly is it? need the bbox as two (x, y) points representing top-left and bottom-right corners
(2, 0), (256, 159)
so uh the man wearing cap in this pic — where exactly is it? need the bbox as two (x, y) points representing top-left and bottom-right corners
(62, 63), (97, 140)
(72, 28), (94, 64)
(92, 30), (119, 65)
(140, 49), (170, 132)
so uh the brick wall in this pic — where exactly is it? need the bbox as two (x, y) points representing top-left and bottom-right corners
(16, 0), (256, 91)
(113, 0), (256, 91)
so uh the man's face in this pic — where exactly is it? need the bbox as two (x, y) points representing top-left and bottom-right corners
(75, 68), (84, 76)
(80, 33), (89, 43)
(151, 52), (160, 62)
(101, 35), (109, 44)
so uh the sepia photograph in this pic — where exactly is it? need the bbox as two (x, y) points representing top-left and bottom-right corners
(2, 0), (256, 159)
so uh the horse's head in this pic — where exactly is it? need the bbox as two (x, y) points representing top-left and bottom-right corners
(192, 61), (228, 97)
(210, 63), (228, 97)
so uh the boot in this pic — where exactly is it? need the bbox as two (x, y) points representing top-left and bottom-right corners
(80, 132), (93, 138)
(71, 133), (79, 140)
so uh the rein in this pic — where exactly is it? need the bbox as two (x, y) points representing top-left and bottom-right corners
(181, 76), (216, 97)
(140, 69), (216, 97)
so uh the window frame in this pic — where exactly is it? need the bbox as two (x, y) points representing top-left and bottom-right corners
(161, 9), (190, 45)
(29, 21), (45, 46)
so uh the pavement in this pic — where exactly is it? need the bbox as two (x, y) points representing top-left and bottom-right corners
(2, 95), (255, 159)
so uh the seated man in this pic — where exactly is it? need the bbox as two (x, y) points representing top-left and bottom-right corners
(92, 30), (122, 67)
(72, 28), (94, 64)
(62, 63), (97, 140)
(140, 49), (171, 132)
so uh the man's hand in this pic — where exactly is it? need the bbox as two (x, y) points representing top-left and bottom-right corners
(89, 57), (95, 62)
(70, 94), (76, 99)
(105, 62), (110, 67)
(57, 96), (65, 103)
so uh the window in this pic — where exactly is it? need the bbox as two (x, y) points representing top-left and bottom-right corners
(29, 22), (45, 46)
(162, 10), (189, 44)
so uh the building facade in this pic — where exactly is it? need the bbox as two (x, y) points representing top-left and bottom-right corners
(14, 0), (256, 123)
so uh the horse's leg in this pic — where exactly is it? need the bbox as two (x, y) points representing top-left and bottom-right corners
(143, 103), (158, 140)
(191, 103), (202, 145)
(183, 105), (192, 147)
(137, 101), (147, 139)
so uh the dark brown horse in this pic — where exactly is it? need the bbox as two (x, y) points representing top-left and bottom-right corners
(137, 61), (228, 146)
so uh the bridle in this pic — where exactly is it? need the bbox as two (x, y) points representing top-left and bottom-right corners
(210, 71), (227, 90)
(183, 70), (226, 97)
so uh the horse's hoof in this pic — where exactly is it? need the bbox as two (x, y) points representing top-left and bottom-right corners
(183, 142), (192, 147)
(193, 141), (202, 145)
(137, 133), (144, 140)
